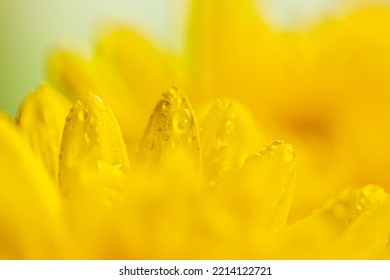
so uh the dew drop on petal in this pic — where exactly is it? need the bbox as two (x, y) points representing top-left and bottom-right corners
(77, 108), (88, 121)
(239, 140), (296, 230)
(161, 100), (171, 111)
(84, 133), (91, 147)
(162, 133), (171, 141)
(92, 95), (107, 112)
(175, 108), (193, 132)
(168, 85), (179, 96)
(138, 86), (200, 172)
(177, 96), (185, 104)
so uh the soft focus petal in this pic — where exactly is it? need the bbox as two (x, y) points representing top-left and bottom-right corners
(200, 99), (263, 188)
(276, 185), (390, 259)
(59, 93), (130, 197)
(95, 26), (176, 110)
(337, 186), (390, 259)
(306, 8), (390, 189)
(58, 93), (131, 258)
(186, 0), (292, 106)
(47, 49), (144, 147)
(0, 116), (66, 259)
(47, 50), (100, 99)
(187, 1), (390, 224)
(283, 7), (390, 219)
(222, 140), (296, 233)
(16, 84), (71, 180)
(0, 111), (14, 124)
(116, 151), (202, 259)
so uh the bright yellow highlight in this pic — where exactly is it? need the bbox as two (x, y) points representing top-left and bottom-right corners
(1, 0), (390, 259)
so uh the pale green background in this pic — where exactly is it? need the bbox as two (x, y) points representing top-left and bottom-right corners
(0, 0), (387, 116)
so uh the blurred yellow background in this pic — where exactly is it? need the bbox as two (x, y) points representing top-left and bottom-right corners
(1, 0), (388, 116)
(2, 0), (390, 259)
(0, 0), (188, 116)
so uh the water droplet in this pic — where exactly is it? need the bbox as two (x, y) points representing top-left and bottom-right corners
(282, 144), (295, 162)
(85, 133), (91, 146)
(263, 140), (281, 156)
(168, 86), (179, 96)
(113, 163), (123, 169)
(92, 95), (107, 112)
(77, 108), (88, 121)
(161, 100), (171, 111)
(271, 140), (282, 149)
(175, 108), (193, 132)
(162, 133), (170, 141)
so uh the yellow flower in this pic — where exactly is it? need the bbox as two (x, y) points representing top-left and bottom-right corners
(1, 1), (390, 259)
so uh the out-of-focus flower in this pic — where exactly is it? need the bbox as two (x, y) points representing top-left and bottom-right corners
(1, 0), (390, 259)
(188, 1), (390, 221)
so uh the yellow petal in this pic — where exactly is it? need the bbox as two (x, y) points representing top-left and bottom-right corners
(223, 140), (296, 232)
(58, 94), (129, 257)
(16, 84), (71, 181)
(186, 0), (291, 106)
(47, 50), (145, 148)
(137, 86), (200, 173)
(0, 116), (65, 259)
(200, 99), (262, 188)
(47, 50), (100, 99)
(117, 152), (201, 259)
(59, 93), (131, 199)
(93, 58), (147, 146)
(337, 185), (390, 259)
(0, 111), (14, 124)
(277, 185), (389, 259)
(95, 26), (175, 111)
(382, 245), (390, 260)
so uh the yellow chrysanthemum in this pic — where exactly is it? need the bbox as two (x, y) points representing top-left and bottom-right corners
(1, 1), (390, 259)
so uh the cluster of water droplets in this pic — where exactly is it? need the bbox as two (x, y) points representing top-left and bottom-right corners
(247, 140), (295, 164)
(139, 86), (200, 170)
(313, 184), (389, 233)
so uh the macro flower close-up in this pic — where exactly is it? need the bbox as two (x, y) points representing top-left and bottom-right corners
(1, 0), (390, 260)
